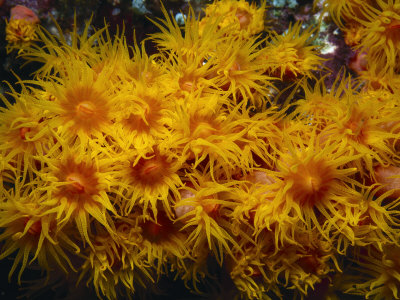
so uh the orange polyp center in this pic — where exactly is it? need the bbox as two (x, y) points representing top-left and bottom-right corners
(203, 202), (220, 215)
(243, 264), (262, 277)
(181, 81), (195, 92)
(131, 154), (169, 185)
(289, 160), (333, 206)
(358, 214), (372, 226)
(229, 61), (240, 76)
(198, 195), (220, 216)
(305, 174), (322, 193)
(179, 74), (198, 92)
(76, 102), (95, 116)
(230, 61), (241, 72)
(236, 9), (251, 28)
(383, 18), (400, 41)
(192, 122), (217, 139)
(344, 110), (367, 142)
(349, 51), (368, 74)
(19, 127), (31, 140)
(24, 218), (42, 236)
(124, 97), (163, 133)
(66, 174), (85, 193)
(141, 161), (160, 176)
(387, 19), (400, 30)
(297, 169), (322, 195)
(28, 221), (42, 236)
(141, 213), (173, 243)
(55, 159), (99, 199)
(347, 120), (362, 134)
(298, 254), (320, 274)
(142, 71), (153, 82)
(143, 221), (162, 237)
(124, 113), (148, 132)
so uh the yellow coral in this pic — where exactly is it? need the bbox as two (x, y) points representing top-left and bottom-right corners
(356, 0), (400, 74)
(344, 244), (400, 300)
(3, 2), (400, 299)
(5, 18), (37, 53)
(260, 22), (326, 80)
(0, 181), (78, 284)
(21, 15), (105, 77)
(175, 170), (241, 264)
(0, 83), (57, 184)
(199, 0), (266, 38)
(79, 222), (154, 300)
(319, 0), (370, 28)
(33, 137), (118, 248)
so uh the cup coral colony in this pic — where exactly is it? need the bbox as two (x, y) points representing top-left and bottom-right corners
(1, 0), (400, 299)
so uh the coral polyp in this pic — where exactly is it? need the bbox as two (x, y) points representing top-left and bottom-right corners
(355, 0), (400, 73)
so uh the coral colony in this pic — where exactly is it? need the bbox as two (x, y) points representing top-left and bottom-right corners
(2, 0), (400, 299)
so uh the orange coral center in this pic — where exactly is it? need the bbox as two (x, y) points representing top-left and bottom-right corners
(202, 200), (220, 216)
(297, 254), (320, 274)
(24, 218), (42, 236)
(305, 175), (322, 193)
(347, 120), (363, 134)
(124, 113), (148, 132)
(63, 85), (110, 133)
(179, 74), (198, 92)
(131, 154), (169, 185)
(382, 18), (400, 41)
(76, 102), (95, 117)
(387, 19), (400, 30)
(19, 127), (31, 140)
(349, 51), (368, 74)
(141, 213), (173, 243)
(66, 173), (86, 194)
(142, 161), (160, 175)
(192, 121), (217, 139)
(56, 158), (99, 199)
(180, 80), (195, 92)
(230, 61), (241, 72)
(288, 159), (333, 206)
(142, 71), (153, 82)
(344, 110), (368, 143)
(236, 8), (252, 29)
(124, 97), (163, 133)
(28, 221), (42, 236)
